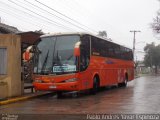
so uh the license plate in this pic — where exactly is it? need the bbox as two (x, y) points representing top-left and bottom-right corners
(49, 86), (57, 89)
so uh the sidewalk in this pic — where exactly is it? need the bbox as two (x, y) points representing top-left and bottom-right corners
(0, 83), (55, 106)
(0, 91), (54, 106)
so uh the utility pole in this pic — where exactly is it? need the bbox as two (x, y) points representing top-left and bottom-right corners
(130, 30), (141, 60)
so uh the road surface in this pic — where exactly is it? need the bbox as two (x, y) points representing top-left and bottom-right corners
(0, 75), (160, 119)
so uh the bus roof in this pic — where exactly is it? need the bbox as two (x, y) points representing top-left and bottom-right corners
(41, 32), (93, 37)
(41, 32), (111, 42)
(40, 32), (132, 50)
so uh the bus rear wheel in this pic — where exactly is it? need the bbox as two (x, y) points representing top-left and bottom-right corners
(118, 76), (127, 87)
(90, 77), (99, 95)
(123, 77), (128, 87)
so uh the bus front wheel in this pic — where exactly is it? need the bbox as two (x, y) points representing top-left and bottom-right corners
(90, 77), (99, 95)
(57, 91), (63, 99)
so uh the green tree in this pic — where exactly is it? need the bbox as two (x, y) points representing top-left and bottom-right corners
(144, 42), (160, 74)
(151, 0), (160, 39)
(98, 31), (107, 38)
(34, 29), (44, 34)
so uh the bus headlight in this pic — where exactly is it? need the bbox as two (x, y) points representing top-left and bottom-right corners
(35, 79), (43, 83)
(64, 78), (78, 83)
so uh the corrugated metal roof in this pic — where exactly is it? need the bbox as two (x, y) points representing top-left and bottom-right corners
(17, 31), (42, 45)
(0, 23), (20, 34)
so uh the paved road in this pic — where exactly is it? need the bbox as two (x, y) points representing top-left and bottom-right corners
(0, 75), (160, 116)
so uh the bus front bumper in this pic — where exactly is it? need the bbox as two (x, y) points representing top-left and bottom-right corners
(33, 82), (79, 91)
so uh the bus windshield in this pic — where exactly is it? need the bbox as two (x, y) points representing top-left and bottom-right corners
(34, 35), (80, 75)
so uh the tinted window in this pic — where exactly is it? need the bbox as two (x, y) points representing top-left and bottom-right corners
(91, 36), (106, 57)
(80, 35), (90, 71)
(91, 36), (133, 60)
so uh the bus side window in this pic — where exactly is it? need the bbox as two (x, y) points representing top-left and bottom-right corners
(93, 37), (106, 57)
(121, 47), (125, 60)
(114, 44), (121, 59)
(91, 37), (99, 56)
(100, 40), (106, 57)
(107, 42), (115, 58)
(80, 35), (90, 71)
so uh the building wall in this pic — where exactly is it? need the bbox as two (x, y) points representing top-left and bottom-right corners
(0, 34), (22, 98)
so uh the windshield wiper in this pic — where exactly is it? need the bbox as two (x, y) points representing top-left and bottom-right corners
(67, 54), (73, 60)
(56, 50), (65, 73)
(32, 46), (41, 73)
(41, 50), (49, 74)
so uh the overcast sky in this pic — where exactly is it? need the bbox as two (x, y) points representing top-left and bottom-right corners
(0, 0), (160, 60)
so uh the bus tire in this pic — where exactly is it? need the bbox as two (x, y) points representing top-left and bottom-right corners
(72, 92), (79, 98)
(90, 77), (99, 95)
(122, 76), (128, 87)
(123, 74), (128, 87)
(118, 76), (128, 87)
(57, 91), (63, 99)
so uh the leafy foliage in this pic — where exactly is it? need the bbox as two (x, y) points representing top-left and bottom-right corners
(98, 31), (107, 37)
(34, 29), (44, 34)
(144, 42), (160, 73)
(151, 0), (160, 39)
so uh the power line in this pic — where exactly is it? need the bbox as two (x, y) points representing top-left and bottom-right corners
(0, 8), (51, 31)
(0, 2), (40, 27)
(0, 8), (37, 27)
(0, 10), (29, 31)
(61, 0), (89, 20)
(8, 0), (76, 31)
(0, 1), (64, 32)
(12, 0), (75, 31)
(34, 0), (98, 34)
(23, 0), (91, 32)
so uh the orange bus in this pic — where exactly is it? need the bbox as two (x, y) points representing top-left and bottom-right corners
(32, 33), (134, 97)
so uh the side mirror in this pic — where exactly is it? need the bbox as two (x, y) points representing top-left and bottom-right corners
(23, 51), (31, 61)
(23, 46), (33, 61)
(74, 41), (81, 57)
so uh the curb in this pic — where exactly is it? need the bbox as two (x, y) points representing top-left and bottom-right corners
(0, 92), (54, 106)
